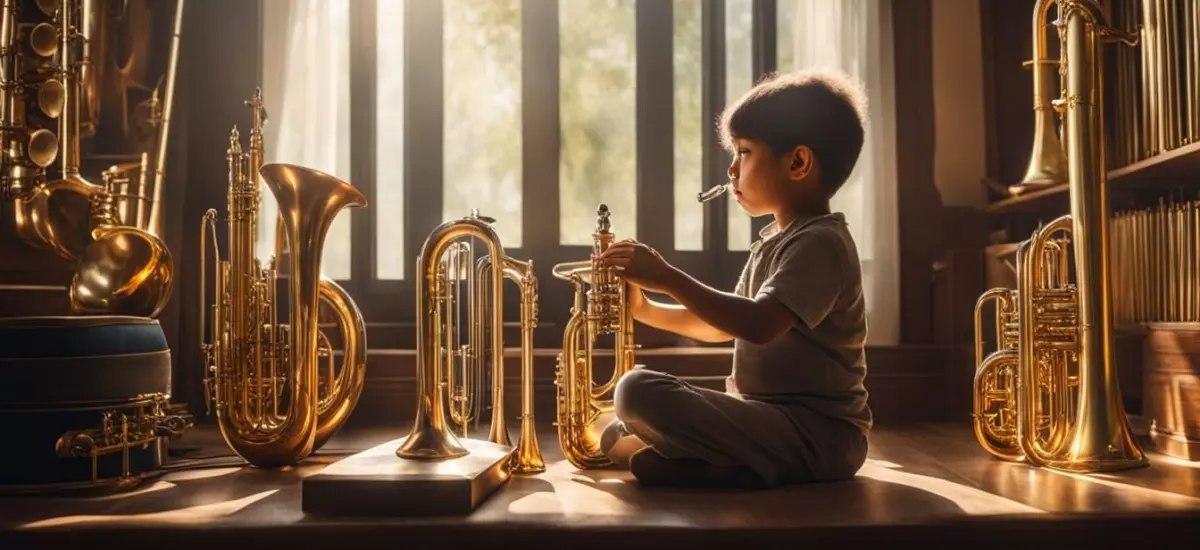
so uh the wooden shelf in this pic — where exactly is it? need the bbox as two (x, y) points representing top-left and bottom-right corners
(984, 140), (1200, 214)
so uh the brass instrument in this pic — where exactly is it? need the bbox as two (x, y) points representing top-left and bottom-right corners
(972, 0), (1147, 473)
(552, 204), (638, 469)
(395, 210), (544, 475)
(1011, 0), (1069, 195)
(1, 0), (180, 317)
(200, 89), (368, 467)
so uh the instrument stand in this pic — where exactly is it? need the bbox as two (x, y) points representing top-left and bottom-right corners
(301, 436), (513, 517)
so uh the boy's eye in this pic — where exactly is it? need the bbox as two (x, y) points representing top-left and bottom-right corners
(738, 149), (750, 156)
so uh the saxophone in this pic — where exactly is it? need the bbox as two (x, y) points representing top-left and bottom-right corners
(2, 0), (180, 317)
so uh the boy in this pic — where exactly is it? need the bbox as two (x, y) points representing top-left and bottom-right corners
(597, 69), (872, 490)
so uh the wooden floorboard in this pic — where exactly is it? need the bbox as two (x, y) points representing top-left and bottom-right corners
(2, 422), (1198, 548)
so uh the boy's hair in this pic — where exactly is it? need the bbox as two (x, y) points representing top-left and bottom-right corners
(719, 69), (868, 196)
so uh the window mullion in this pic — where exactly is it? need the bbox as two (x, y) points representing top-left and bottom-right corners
(403, 0), (445, 283)
(750, 0), (776, 240)
(636, 0), (674, 253)
(703, 0), (728, 268)
(350, 0), (376, 288)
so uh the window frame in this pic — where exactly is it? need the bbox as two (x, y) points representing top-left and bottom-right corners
(325, 0), (781, 334)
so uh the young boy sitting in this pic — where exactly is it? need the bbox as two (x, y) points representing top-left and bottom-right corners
(597, 69), (872, 490)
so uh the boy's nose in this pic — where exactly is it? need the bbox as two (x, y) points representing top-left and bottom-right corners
(727, 160), (739, 180)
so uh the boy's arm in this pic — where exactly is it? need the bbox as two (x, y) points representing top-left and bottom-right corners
(664, 232), (844, 344)
(659, 268), (795, 345)
(629, 288), (734, 343)
(601, 233), (843, 346)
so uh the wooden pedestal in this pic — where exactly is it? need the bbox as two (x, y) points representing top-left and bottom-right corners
(301, 437), (512, 517)
(1141, 323), (1200, 461)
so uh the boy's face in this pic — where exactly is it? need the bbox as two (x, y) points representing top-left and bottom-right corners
(726, 138), (816, 217)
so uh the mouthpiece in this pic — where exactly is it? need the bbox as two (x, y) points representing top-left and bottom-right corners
(696, 183), (730, 203)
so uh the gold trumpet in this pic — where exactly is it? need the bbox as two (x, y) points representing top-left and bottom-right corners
(552, 204), (638, 469)
(972, 0), (1147, 473)
(199, 89), (368, 467)
(395, 210), (544, 475)
(2, 0), (180, 317)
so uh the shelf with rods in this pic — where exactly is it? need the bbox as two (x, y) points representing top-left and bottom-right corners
(984, 140), (1200, 214)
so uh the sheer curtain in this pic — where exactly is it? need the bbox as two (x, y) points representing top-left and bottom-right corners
(778, 0), (900, 346)
(258, 0), (353, 279)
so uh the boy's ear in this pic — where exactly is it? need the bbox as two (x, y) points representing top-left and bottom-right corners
(787, 145), (814, 181)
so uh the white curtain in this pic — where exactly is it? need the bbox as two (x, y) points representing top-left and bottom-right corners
(778, 0), (900, 346)
(258, 0), (353, 279)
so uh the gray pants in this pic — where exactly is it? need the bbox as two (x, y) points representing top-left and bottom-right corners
(612, 368), (868, 487)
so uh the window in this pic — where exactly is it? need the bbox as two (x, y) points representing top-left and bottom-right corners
(257, 0), (898, 344)
(260, 0), (353, 280)
(375, 0), (406, 280)
(673, 0), (703, 251)
(724, 0), (753, 252)
(444, 0), (524, 247)
(558, 0), (638, 246)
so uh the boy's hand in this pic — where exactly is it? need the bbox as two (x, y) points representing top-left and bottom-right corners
(598, 240), (677, 295)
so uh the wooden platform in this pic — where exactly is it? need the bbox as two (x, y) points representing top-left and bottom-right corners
(2, 422), (1199, 548)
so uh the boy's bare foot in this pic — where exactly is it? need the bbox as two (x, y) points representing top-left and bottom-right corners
(628, 447), (767, 490)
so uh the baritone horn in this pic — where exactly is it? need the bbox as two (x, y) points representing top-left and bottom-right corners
(199, 88), (368, 467)
(395, 210), (544, 474)
(971, 0), (1146, 473)
(2, 0), (181, 317)
(552, 204), (638, 470)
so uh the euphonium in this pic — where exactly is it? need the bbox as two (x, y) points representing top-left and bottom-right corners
(395, 210), (544, 474)
(971, 0), (1146, 473)
(2, 0), (180, 317)
(552, 204), (637, 470)
(199, 88), (368, 467)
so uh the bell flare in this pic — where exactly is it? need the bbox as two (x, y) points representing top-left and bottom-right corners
(14, 178), (101, 260)
(258, 163), (368, 219)
(395, 420), (471, 460)
(69, 226), (175, 318)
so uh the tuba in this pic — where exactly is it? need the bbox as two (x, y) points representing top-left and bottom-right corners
(199, 88), (368, 467)
(971, 0), (1147, 473)
(395, 210), (544, 475)
(552, 204), (637, 469)
(1, 0), (180, 317)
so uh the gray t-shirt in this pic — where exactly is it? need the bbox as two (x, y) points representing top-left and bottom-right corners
(727, 212), (873, 435)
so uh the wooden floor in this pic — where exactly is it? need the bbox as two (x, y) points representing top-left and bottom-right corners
(3, 422), (1200, 548)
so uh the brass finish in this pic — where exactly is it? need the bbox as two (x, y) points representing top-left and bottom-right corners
(396, 210), (544, 475)
(552, 204), (638, 469)
(53, 394), (194, 491)
(1106, 0), (1200, 165)
(1, 0), (181, 318)
(1112, 196), (1200, 324)
(199, 89), (368, 468)
(1011, 0), (1070, 195)
(973, 0), (1147, 473)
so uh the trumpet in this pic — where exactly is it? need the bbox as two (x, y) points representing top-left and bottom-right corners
(552, 204), (638, 469)
(971, 0), (1146, 473)
(395, 210), (544, 474)
(2, 0), (180, 318)
(199, 88), (368, 467)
